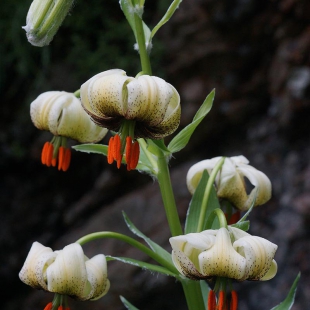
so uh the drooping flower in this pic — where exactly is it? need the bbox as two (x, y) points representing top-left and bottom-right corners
(170, 227), (277, 310)
(19, 242), (110, 309)
(23, 0), (75, 47)
(30, 91), (108, 171)
(186, 156), (272, 211)
(80, 69), (181, 170)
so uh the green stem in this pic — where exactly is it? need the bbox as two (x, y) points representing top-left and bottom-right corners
(181, 280), (206, 310)
(205, 208), (228, 230)
(76, 231), (176, 273)
(197, 157), (225, 232)
(133, 4), (152, 75)
(156, 148), (183, 237)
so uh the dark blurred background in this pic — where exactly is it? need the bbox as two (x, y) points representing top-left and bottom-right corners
(1, 0), (310, 309)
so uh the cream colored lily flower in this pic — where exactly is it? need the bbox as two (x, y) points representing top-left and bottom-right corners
(169, 227), (277, 281)
(19, 242), (110, 308)
(30, 91), (107, 171)
(186, 156), (272, 211)
(80, 69), (181, 170)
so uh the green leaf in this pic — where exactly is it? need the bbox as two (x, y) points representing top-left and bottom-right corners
(146, 139), (171, 156)
(108, 256), (177, 277)
(168, 89), (215, 153)
(185, 170), (221, 233)
(151, 0), (183, 38)
(122, 212), (174, 267)
(73, 143), (108, 155)
(120, 296), (140, 310)
(271, 273), (300, 310)
(231, 220), (250, 231)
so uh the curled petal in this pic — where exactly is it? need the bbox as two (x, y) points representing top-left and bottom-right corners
(19, 242), (57, 290)
(46, 244), (87, 298)
(198, 228), (247, 280)
(31, 91), (107, 142)
(233, 236), (278, 281)
(83, 255), (110, 300)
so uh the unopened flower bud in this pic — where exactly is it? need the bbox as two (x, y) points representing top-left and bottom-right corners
(23, 0), (75, 47)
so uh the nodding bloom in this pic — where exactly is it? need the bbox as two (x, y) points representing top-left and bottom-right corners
(170, 227), (277, 310)
(19, 242), (110, 310)
(30, 91), (108, 171)
(80, 69), (181, 171)
(23, 0), (75, 47)
(186, 156), (272, 211)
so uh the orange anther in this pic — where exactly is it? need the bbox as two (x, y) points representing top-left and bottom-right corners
(41, 142), (50, 165)
(46, 143), (54, 167)
(58, 146), (65, 170)
(230, 290), (238, 310)
(125, 136), (132, 170)
(218, 291), (225, 310)
(107, 137), (114, 164)
(228, 211), (241, 225)
(43, 302), (53, 310)
(61, 148), (71, 172)
(207, 290), (216, 310)
(113, 134), (122, 168)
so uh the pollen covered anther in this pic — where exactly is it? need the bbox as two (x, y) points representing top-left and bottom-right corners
(43, 302), (53, 310)
(207, 290), (216, 310)
(107, 134), (140, 171)
(230, 291), (238, 310)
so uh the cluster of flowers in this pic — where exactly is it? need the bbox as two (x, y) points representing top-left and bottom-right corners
(31, 69), (180, 172)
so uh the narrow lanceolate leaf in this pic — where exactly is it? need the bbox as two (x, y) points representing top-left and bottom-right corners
(270, 273), (300, 310)
(168, 89), (215, 153)
(151, 0), (183, 38)
(120, 296), (140, 310)
(231, 220), (250, 232)
(73, 143), (108, 155)
(185, 170), (220, 234)
(122, 212), (174, 268)
(108, 256), (177, 278)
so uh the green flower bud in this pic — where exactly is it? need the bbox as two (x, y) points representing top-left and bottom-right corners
(22, 0), (75, 47)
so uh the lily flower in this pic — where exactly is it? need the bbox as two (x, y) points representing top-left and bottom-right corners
(19, 242), (110, 309)
(170, 227), (277, 310)
(186, 156), (272, 211)
(31, 91), (108, 171)
(80, 69), (181, 171)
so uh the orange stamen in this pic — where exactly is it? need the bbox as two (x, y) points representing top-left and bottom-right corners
(113, 134), (122, 169)
(58, 146), (65, 170)
(131, 140), (140, 169)
(230, 290), (238, 310)
(218, 291), (225, 310)
(125, 136), (132, 171)
(61, 148), (71, 172)
(46, 143), (54, 167)
(208, 290), (216, 310)
(43, 302), (53, 310)
(107, 137), (114, 164)
(41, 142), (50, 165)
(228, 211), (241, 225)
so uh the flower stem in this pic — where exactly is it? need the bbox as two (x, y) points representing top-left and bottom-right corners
(133, 3), (152, 75)
(76, 231), (177, 273)
(205, 208), (228, 230)
(181, 280), (206, 310)
(197, 157), (225, 232)
(156, 150), (183, 237)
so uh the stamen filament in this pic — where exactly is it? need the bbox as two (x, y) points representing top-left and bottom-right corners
(207, 290), (216, 310)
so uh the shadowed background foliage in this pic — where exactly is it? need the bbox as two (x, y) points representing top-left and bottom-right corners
(1, 0), (310, 309)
